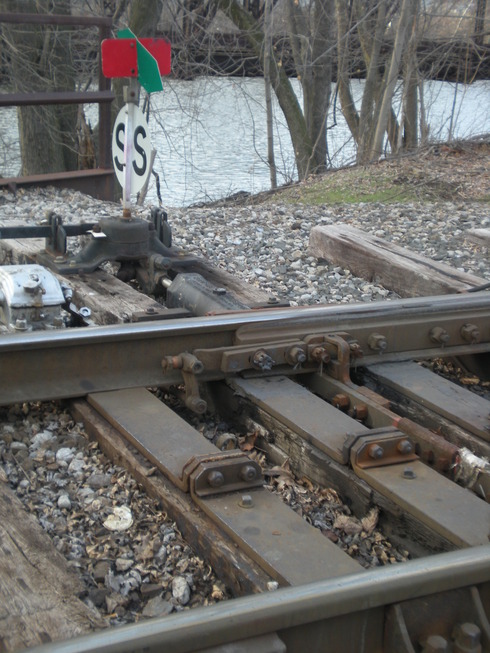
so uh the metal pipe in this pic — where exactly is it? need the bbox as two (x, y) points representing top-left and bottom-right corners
(26, 545), (490, 653)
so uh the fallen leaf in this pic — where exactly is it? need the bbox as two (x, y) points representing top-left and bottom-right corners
(361, 507), (379, 534)
(240, 432), (257, 452)
(460, 377), (480, 385)
(333, 514), (362, 535)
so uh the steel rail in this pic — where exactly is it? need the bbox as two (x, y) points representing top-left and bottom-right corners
(1, 293), (489, 406)
(26, 545), (490, 653)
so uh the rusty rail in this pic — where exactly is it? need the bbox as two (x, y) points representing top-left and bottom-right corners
(25, 545), (490, 653)
(0, 12), (114, 200)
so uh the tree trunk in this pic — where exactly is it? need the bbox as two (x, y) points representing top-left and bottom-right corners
(474, 0), (487, 47)
(264, 0), (277, 188)
(356, 0), (387, 162)
(335, 0), (360, 143)
(369, 0), (416, 160)
(303, 0), (335, 173)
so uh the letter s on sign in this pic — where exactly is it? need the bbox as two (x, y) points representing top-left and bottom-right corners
(133, 125), (147, 176)
(111, 104), (152, 195)
(114, 122), (125, 172)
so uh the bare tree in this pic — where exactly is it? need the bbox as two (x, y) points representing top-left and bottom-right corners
(335, 0), (422, 163)
(209, 0), (335, 179)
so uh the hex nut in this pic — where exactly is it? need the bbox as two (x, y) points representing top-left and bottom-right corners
(368, 444), (384, 460)
(367, 333), (387, 352)
(286, 345), (307, 366)
(397, 439), (413, 455)
(460, 323), (480, 344)
(430, 326), (450, 345)
(402, 466), (417, 479)
(14, 318), (28, 331)
(452, 622), (481, 653)
(239, 494), (254, 508)
(311, 346), (330, 364)
(186, 397), (207, 414)
(332, 394), (350, 410)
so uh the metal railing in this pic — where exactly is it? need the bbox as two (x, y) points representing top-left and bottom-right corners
(0, 12), (115, 200)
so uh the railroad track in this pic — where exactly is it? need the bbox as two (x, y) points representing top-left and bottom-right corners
(0, 206), (489, 653)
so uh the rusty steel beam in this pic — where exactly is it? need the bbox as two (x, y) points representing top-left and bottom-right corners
(0, 13), (112, 27)
(24, 546), (490, 653)
(0, 90), (114, 107)
(0, 169), (115, 202)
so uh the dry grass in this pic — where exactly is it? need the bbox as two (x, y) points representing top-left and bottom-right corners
(256, 138), (490, 206)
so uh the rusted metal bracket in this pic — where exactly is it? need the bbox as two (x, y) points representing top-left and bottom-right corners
(307, 373), (460, 475)
(194, 332), (362, 379)
(161, 352), (207, 414)
(305, 333), (362, 383)
(183, 451), (263, 498)
(347, 428), (418, 470)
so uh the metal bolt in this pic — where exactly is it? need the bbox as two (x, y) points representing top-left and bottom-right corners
(286, 345), (307, 366)
(397, 439), (413, 455)
(239, 464), (258, 482)
(402, 466), (417, 479)
(460, 323), (480, 344)
(146, 306), (156, 314)
(213, 287), (227, 296)
(351, 404), (368, 421)
(189, 359), (204, 375)
(252, 349), (275, 371)
(311, 346), (330, 364)
(79, 307), (91, 318)
(452, 623), (481, 653)
(430, 326), (450, 346)
(368, 333), (387, 352)
(368, 444), (384, 460)
(332, 394), (350, 410)
(421, 635), (449, 653)
(239, 494), (253, 508)
(186, 396), (207, 414)
(215, 433), (237, 451)
(14, 318), (27, 331)
(349, 342), (363, 359)
(207, 471), (225, 488)
(23, 278), (41, 295)
(267, 296), (279, 304)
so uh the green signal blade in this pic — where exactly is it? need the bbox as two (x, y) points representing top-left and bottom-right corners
(118, 28), (163, 94)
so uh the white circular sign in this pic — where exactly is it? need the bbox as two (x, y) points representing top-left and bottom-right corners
(112, 103), (152, 194)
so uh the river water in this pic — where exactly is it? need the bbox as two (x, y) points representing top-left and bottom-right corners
(1, 77), (489, 207)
